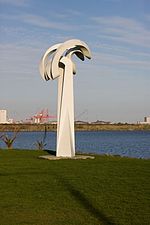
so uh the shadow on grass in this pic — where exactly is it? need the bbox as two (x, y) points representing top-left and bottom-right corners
(44, 149), (56, 156)
(57, 175), (117, 225)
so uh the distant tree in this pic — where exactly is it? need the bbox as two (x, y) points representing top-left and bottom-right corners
(1, 129), (20, 149)
(0, 134), (4, 149)
(0, 134), (4, 139)
(35, 140), (47, 150)
(34, 126), (47, 150)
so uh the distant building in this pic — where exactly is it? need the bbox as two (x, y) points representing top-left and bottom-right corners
(139, 116), (150, 124)
(0, 110), (7, 123)
(0, 110), (13, 124)
(91, 120), (111, 125)
(144, 116), (150, 124)
(7, 118), (14, 124)
(50, 121), (57, 124)
(75, 120), (89, 124)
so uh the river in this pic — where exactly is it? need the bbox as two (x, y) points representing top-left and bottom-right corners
(0, 131), (150, 159)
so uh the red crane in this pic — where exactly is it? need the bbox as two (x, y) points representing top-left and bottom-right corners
(32, 109), (56, 123)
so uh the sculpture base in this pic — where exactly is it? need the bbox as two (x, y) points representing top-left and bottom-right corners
(39, 155), (95, 160)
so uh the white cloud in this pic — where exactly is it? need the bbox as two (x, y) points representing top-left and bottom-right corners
(0, 44), (40, 79)
(0, 13), (78, 31)
(91, 16), (150, 48)
(103, 0), (122, 2)
(145, 14), (150, 21)
(91, 42), (150, 58)
(65, 9), (82, 16)
(0, 0), (28, 6)
(21, 14), (77, 31)
(92, 16), (137, 28)
(93, 51), (150, 70)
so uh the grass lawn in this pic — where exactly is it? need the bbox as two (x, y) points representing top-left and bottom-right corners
(0, 150), (149, 225)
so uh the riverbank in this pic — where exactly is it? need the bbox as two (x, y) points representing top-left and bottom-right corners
(0, 150), (149, 225)
(0, 123), (150, 132)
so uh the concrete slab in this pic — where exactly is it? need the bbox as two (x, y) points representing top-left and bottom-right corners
(38, 155), (95, 160)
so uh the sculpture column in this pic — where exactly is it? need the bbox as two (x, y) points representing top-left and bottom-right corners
(56, 57), (75, 157)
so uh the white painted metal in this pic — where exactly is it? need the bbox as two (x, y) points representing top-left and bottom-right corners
(39, 39), (91, 157)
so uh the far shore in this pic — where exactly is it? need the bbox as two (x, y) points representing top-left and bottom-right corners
(0, 123), (150, 132)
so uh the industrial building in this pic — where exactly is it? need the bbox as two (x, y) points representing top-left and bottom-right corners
(144, 116), (150, 124)
(139, 116), (150, 124)
(0, 109), (13, 124)
(25, 109), (56, 124)
(0, 110), (7, 123)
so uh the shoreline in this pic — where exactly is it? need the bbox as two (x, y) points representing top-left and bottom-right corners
(0, 123), (150, 132)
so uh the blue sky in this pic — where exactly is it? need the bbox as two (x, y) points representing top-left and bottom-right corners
(0, 0), (150, 123)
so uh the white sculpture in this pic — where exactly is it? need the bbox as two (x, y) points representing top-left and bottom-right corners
(39, 39), (91, 157)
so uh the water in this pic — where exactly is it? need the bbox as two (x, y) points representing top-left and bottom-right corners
(0, 131), (150, 159)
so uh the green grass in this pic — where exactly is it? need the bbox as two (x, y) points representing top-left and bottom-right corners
(0, 150), (149, 225)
